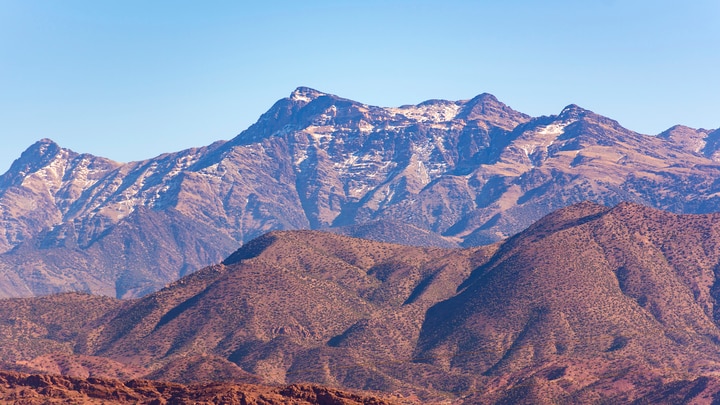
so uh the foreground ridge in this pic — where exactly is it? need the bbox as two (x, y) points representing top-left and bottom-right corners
(5, 203), (720, 402)
(0, 370), (401, 405)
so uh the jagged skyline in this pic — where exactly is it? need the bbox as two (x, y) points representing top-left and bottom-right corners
(1, 1), (718, 173)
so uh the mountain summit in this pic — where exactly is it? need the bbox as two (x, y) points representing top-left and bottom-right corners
(0, 139), (64, 188)
(0, 88), (719, 298)
(289, 86), (326, 103)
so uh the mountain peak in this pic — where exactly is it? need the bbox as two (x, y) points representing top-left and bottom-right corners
(30, 138), (61, 154)
(456, 92), (530, 129)
(36, 137), (59, 146)
(463, 92), (502, 110)
(289, 86), (326, 103)
(3, 138), (62, 170)
(663, 124), (696, 133)
(0, 139), (65, 187)
(558, 104), (592, 120)
(657, 124), (709, 142)
(473, 92), (500, 103)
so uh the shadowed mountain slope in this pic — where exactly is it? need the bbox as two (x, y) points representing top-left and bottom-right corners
(417, 201), (720, 402)
(85, 231), (495, 397)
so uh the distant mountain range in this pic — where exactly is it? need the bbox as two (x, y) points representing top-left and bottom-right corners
(1, 87), (719, 298)
(4, 202), (720, 403)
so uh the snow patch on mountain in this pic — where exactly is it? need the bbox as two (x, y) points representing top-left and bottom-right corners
(358, 120), (375, 133)
(294, 149), (309, 166)
(30, 151), (68, 194)
(72, 158), (94, 188)
(292, 93), (313, 103)
(290, 87), (325, 104)
(538, 122), (569, 137)
(387, 102), (461, 123)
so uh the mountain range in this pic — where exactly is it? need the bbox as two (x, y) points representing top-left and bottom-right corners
(1, 87), (719, 298)
(4, 202), (720, 403)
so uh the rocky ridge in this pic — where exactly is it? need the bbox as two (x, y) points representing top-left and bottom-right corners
(0, 370), (398, 405)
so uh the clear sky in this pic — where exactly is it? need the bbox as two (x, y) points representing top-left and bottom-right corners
(1, 0), (718, 173)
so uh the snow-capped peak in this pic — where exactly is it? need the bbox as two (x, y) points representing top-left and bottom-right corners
(290, 87), (326, 103)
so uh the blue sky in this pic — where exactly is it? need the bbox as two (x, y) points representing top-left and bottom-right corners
(1, 1), (718, 173)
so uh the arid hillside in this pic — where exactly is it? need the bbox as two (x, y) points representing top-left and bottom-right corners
(418, 201), (720, 403)
(4, 203), (720, 403)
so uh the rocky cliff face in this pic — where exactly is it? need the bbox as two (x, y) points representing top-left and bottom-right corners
(1, 88), (718, 298)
